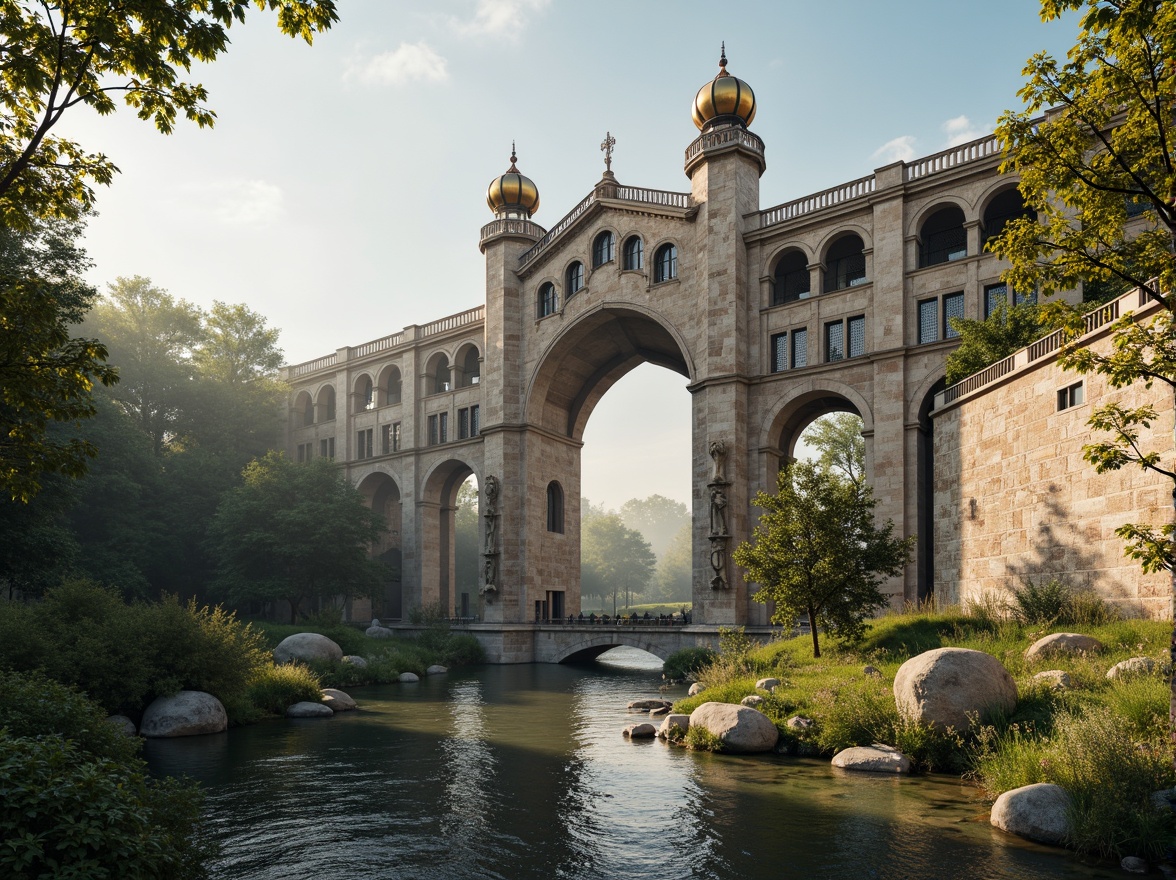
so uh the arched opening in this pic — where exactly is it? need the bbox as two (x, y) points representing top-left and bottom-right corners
(358, 472), (403, 620)
(623, 235), (644, 271)
(426, 353), (451, 395)
(772, 249), (810, 305)
(653, 243), (678, 283)
(455, 344), (481, 388)
(824, 234), (867, 291)
(454, 474), (482, 620)
(592, 230), (615, 267)
(354, 374), (374, 413)
(380, 365), (402, 406)
(983, 188), (1034, 247)
(919, 205), (967, 267)
(566, 261), (585, 297)
(537, 282), (557, 318)
(316, 385), (336, 422)
(546, 481), (564, 533)
(295, 391), (314, 426)
(529, 307), (693, 627)
(421, 460), (478, 618)
(915, 378), (946, 603)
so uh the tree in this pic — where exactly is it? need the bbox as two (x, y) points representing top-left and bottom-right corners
(943, 302), (1047, 385)
(654, 522), (693, 603)
(194, 301), (284, 385)
(619, 494), (689, 558)
(988, 0), (1176, 749)
(207, 453), (386, 623)
(734, 460), (913, 658)
(581, 510), (656, 613)
(799, 412), (866, 486)
(0, 216), (117, 501)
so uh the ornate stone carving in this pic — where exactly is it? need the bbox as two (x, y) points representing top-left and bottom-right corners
(706, 438), (731, 590)
(709, 439), (726, 483)
(709, 486), (728, 537)
(481, 474), (501, 598)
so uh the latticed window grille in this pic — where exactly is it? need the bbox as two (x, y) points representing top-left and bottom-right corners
(771, 332), (788, 372)
(918, 299), (938, 344)
(848, 316), (865, 358)
(944, 292), (964, 339)
(826, 322), (844, 362)
(985, 283), (1007, 319)
(791, 329), (808, 368)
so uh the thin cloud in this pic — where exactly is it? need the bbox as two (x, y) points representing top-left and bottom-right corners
(942, 114), (982, 146)
(451, 0), (550, 39)
(175, 179), (284, 228)
(344, 42), (449, 86)
(872, 135), (917, 164)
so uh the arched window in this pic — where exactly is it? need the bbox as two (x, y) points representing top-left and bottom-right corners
(319, 386), (336, 422)
(919, 206), (967, 267)
(357, 376), (374, 411)
(538, 282), (557, 317)
(566, 262), (584, 297)
(623, 236), (644, 270)
(824, 234), (867, 291)
(546, 481), (564, 533)
(300, 394), (314, 426)
(458, 346), (480, 387)
(386, 368), (402, 405)
(433, 357), (450, 394)
(982, 189), (1034, 246)
(592, 231), (615, 267)
(654, 243), (677, 283)
(772, 250), (810, 305)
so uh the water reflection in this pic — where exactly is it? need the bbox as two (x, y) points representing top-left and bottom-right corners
(145, 651), (1120, 880)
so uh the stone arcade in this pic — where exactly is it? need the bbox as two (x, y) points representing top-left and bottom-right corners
(283, 51), (1171, 657)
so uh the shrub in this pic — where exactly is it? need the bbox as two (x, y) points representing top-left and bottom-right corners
(247, 663), (323, 715)
(1064, 589), (1120, 626)
(439, 634), (484, 666)
(1009, 577), (1069, 625)
(664, 647), (716, 681)
(684, 725), (724, 752)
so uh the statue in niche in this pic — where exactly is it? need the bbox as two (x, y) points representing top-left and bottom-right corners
(709, 539), (728, 591)
(481, 555), (498, 595)
(709, 486), (728, 537)
(483, 474), (500, 554)
(709, 439), (727, 483)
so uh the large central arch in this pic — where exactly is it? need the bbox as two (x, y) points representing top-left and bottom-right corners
(525, 304), (695, 441)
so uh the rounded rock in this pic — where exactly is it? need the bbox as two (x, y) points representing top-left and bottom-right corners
(273, 632), (343, 665)
(287, 701), (334, 718)
(688, 682), (706, 697)
(689, 702), (779, 753)
(365, 626), (394, 639)
(863, 665), (882, 677)
(1032, 670), (1072, 690)
(426, 665), (448, 675)
(894, 647), (1017, 731)
(755, 677), (780, 691)
(321, 688), (357, 712)
(398, 672), (420, 683)
(740, 695), (765, 708)
(141, 691), (227, 738)
(831, 744), (910, 774)
(1121, 856), (1148, 874)
(341, 655), (368, 668)
(786, 715), (814, 730)
(990, 783), (1072, 845)
(623, 722), (657, 739)
(1024, 632), (1104, 662)
(1107, 657), (1156, 681)
(627, 699), (672, 711)
(657, 714), (691, 738)
(105, 714), (137, 736)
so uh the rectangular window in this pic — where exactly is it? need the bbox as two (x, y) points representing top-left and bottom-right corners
(918, 298), (938, 344)
(428, 414), (438, 446)
(825, 321), (844, 362)
(296, 442), (311, 462)
(984, 283), (1008, 319)
(380, 424), (390, 455)
(943, 292), (965, 339)
(439, 412), (448, 444)
(392, 422), (401, 451)
(791, 328), (808, 369)
(1057, 382), (1084, 411)
(847, 316), (866, 358)
(770, 332), (787, 373)
(356, 428), (373, 460)
(470, 404), (479, 437)
(458, 407), (470, 440)
(320, 437), (334, 460)
(1014, 288), (1037, 307)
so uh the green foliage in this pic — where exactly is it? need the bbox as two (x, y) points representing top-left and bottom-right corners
(663, 646), (716, 681)
(943, 302), (1046, 385)
(0, 216), (117, 501)
(580, 509), (657, 609)
(717, 626), (755, 661)
(208, 453), (387, 623)
(799, 412), (865, 486)
(619, 494), (689, 558)
(653, 523), (693, 603)
(1008, 577), (1071, 625)
(0, 670), (211, 879)
(246, 663), (323, 716)
(684, 725), (724, 752)
(735, 459), (915, 657)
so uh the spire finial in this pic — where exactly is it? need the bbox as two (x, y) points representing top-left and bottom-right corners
(719, 41), (727, 70)
(600, 131), (616, 173)
(508, 141), (518, 172)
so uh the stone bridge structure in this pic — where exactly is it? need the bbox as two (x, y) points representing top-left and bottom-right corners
(283, 51), (1094, 657)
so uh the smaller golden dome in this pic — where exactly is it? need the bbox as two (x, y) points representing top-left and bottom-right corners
(692, 44), (756, 131)
(486, 145), (540, 217)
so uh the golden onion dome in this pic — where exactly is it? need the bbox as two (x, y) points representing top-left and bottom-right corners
(692, 44), (756, 131)
(486, 145), (540, 217)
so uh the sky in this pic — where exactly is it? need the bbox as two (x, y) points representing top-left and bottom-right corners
(64, 0), (1079, 512)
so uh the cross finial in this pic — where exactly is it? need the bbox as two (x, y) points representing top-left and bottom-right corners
(600, 131), (616, 172)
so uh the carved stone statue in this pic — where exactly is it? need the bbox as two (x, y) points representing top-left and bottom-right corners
(709, 439), (726, 483)
(484, 474), (500, 512)
(709, 538), (727, 590)
(481, 555), (497, 594)
(483, 474), (500, 554)
(709, 486), (728, 536)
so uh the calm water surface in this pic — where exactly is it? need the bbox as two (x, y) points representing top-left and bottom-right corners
(145, 649), (1118, 880)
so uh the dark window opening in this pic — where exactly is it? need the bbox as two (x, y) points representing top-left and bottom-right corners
(943, 292), (964, 339)
(654, 244), (678, 283)
(772, 251), (810, 305)
(546, 481), (564, 533)
(623, 236), (644, 270)
(919, 206), (967, 267)
(566, 261), (584, 297)
(538, 282), (557, 317)
(824, 235), (866, 291)
(592, 231), (615, 267)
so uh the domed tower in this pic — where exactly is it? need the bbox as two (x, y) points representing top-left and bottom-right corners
(486, 144), (540, 220)
(691, 43), (756, 132)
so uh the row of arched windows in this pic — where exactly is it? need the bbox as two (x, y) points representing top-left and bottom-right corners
(769, 187), (1034, 306)
(538, 232), (678, 318)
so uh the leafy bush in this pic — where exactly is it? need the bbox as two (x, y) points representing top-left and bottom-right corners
(246, 663), (323, 715)
(684, 725), (724, 752)
(1009, 578), (1069, 625)
(664, 647), (716, 681)
(1064, 588), (1120, 627)
(439, 634), (484, 666)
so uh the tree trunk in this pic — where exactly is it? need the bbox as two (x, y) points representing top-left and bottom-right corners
(808, 606), (820, 658)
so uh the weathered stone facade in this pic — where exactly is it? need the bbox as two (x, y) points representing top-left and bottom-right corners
(283, 55), (1168, 634)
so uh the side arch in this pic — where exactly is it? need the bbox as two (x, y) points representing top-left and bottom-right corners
(552, 634), (674, 664)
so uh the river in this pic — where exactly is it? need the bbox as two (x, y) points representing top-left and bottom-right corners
(145, 648), (1118, 880)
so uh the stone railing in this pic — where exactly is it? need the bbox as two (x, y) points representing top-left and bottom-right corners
(905, 134), (1001, 182)
(291, 353), (337, 377)
(352, 332), (404, 359)
(420, 305), (485, 338)
(518, 190), (598, 268)
(684, 127), (765, 166)
(480, 218), (546, 246)
(758, 174), (876, 229)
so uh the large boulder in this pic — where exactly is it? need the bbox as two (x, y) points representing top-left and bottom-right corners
(831, 744), (910, 774)
(273, 632), (343, 665)
(1024, 632), (1103, 662)
(365, 626), (394, 639)
(287, 701), (333, 718)
(623, 723), (657, 739)
(399, 672), (420, 683)
(690, 702), (779, 754)
(141, 691), (227, 738)
(658, 714), (691, 738)
(321, 688), (357, 712)
(105, 714), (137, 737)
(627, 699), (672, 711)
(1107, 657), (1156, 680)
(893, 647), (1017, 731)
(990, 783), (1072, 845)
